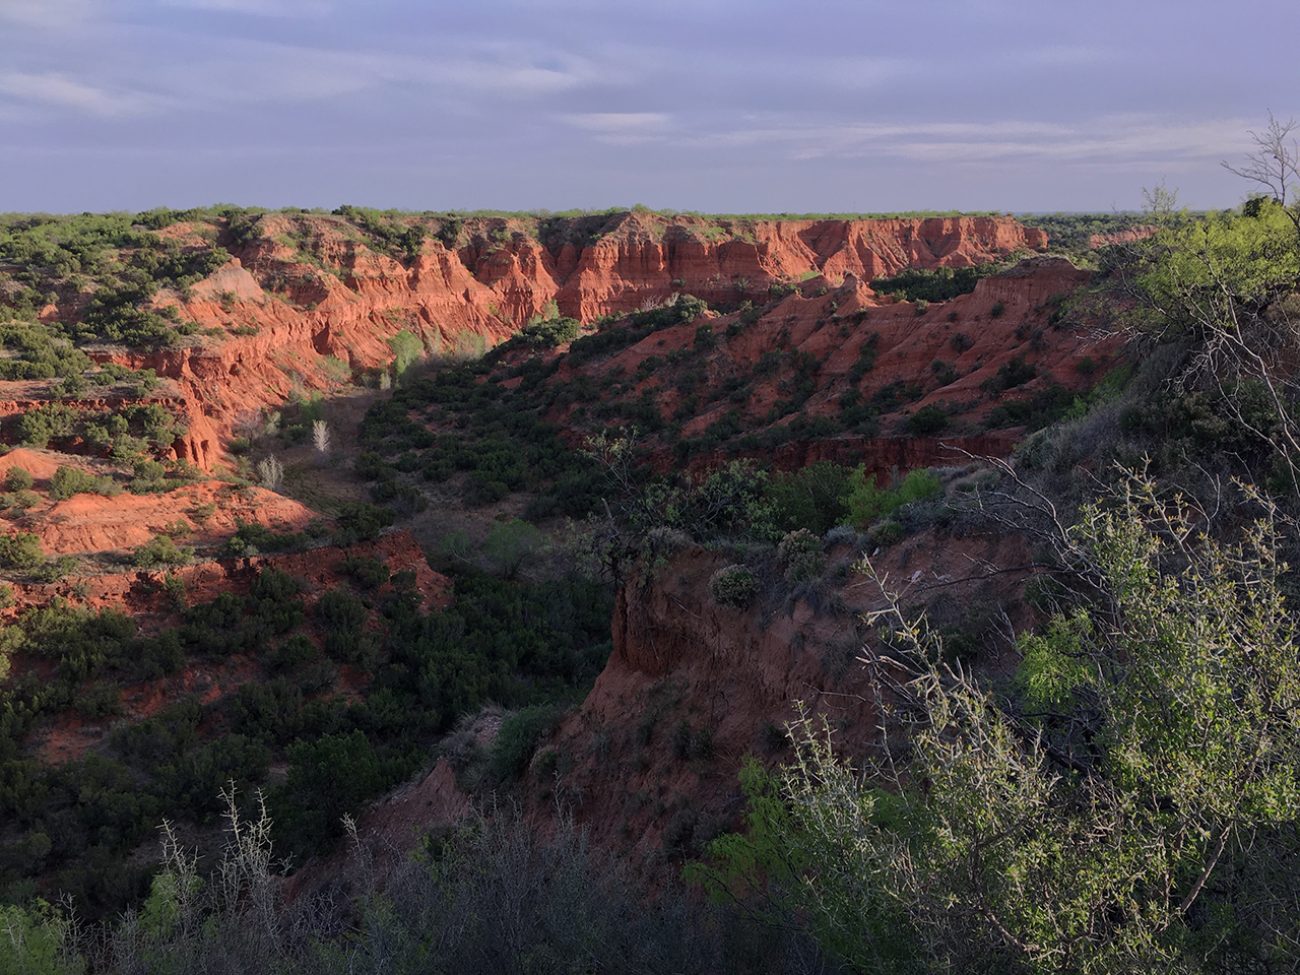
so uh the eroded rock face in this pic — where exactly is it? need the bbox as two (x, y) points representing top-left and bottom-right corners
(45, 212), (1044, 471)
(524, 528), (1036, 873)
(485, 254), (1113, 475)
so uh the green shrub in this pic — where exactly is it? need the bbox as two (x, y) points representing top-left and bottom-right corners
(484, 518), (545, 578)
(341, 555), (390, 590)
(982, 355), (1037, 394)
(709, 564), (760, 608)
(872, 263), (1001, 302)
(133, 534), (193, 568)
(763, 462), (853, 535)
(49, 465), (117, 501)
(0, 532), (45, 568)
(843, 467), (943, 529)
(17, 402), (77, 447)
(487, 704), (564, 784)
(866, 519), (905, 547)
(512, 315), (581, 348)
(387, 329), (424, 375)
(776, 529), (824, 582)
(4, 467), (33, 492)
(906, 405), (949, 435)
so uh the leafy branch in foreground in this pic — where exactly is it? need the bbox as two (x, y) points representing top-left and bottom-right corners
(696, 472), (1300, 974)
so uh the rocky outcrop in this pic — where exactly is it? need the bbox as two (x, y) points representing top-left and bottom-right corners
(523, 527), (1036, 872)
(27, 212), (1043, 471)
(524, 255), (1113, 471)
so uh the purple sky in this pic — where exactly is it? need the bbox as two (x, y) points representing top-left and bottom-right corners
(0, 0), (1295, 213)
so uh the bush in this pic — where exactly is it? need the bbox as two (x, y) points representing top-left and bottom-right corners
(17, 402), (77, 447)
(512, 315), (581, 349)
(866, 519), (905, 547)
(0, 531), (45, 568)
(341, 555), (390, 590)
(982, 355), (1037, 394)
(49, 465), (117, 500)
(484, 518), (545, 578)
(387, 329), (424, 374)
(906, 405), (949, 435)
(487, 704), (564, 783)
(709, 564), (760, 608)
(132, 534), (193, 568)
(776, 529), (824, 582)
(763, 462), (853, 535)
(4, 467), (33, 492)
(843, 467), (943, 529)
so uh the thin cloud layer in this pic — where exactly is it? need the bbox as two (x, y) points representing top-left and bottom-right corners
(0, 0), (1294, 212)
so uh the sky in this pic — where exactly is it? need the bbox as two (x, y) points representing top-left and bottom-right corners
(0, 0), (1296, 214)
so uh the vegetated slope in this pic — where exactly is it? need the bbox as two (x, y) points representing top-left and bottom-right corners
(358, 255), (1118, 525)
(0, 209), (1091, 927)
(0, 209), (1046, 471)
(525, 525), (1040, 871)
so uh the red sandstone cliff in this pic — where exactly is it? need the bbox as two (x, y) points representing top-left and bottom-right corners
(21, 212), (1043, 470)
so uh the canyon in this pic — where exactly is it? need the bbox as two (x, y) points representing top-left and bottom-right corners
(0, 207), (1125, 917)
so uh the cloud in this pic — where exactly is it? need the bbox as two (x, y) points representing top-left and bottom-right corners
(0, 0), (92, 28)
(0, 71), (160, 117)
(158, 0), (332, 13)
(144, 35), (610, 110)
(561, 111), (673, 145)
(690, 115), (1253, 167)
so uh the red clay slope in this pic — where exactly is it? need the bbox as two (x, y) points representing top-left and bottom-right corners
(58, 212), (1044, 469)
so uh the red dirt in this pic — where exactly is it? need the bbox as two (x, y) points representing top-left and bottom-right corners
(9, 528), (450, 619)
(37, 481), (314, 557)
(23, 530), (451, 764)
(17, 212), (1044, 471)
(481, 255), (1119, 474)
(521, 526), (1038, 872)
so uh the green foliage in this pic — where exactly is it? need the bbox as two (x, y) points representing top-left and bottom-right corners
(690, 756), (918, 973)
(487, 703), (564, 783)
(223, 519), (308, 556)
(4, 467), (33, 492)
(132, 534), (193, 568)
(981, 355), (1037, 395)
(566, 295), (709, 364)
(1020, 212), (1149, 255)
(708, 564), (760, 608)
(17, 403), (77, 447)
(1015, 611), (1095, 710)
(762, 461), (853, 535)
(484, 517), (545, 578)
(776, 529), (824, 582)
(0, 557), (613, 912)
(0, 531), (45, 569)
(905, 404), (949, 435)
(0, 902), (82, 975)
(275, 730), (397, 849)
(843, 467), (942, 529)
(0, 323), (91, 382)
(49, 465), (117, 501)
(387, 329), (424, 375)
(702, 476), (1300, 973)
(509, 313), (581, 349)
(340, 554), (390, 590)
(871, 263), (1003, 303)
(332, 205), (428, 262)
(1137, 203), (1300, 331)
